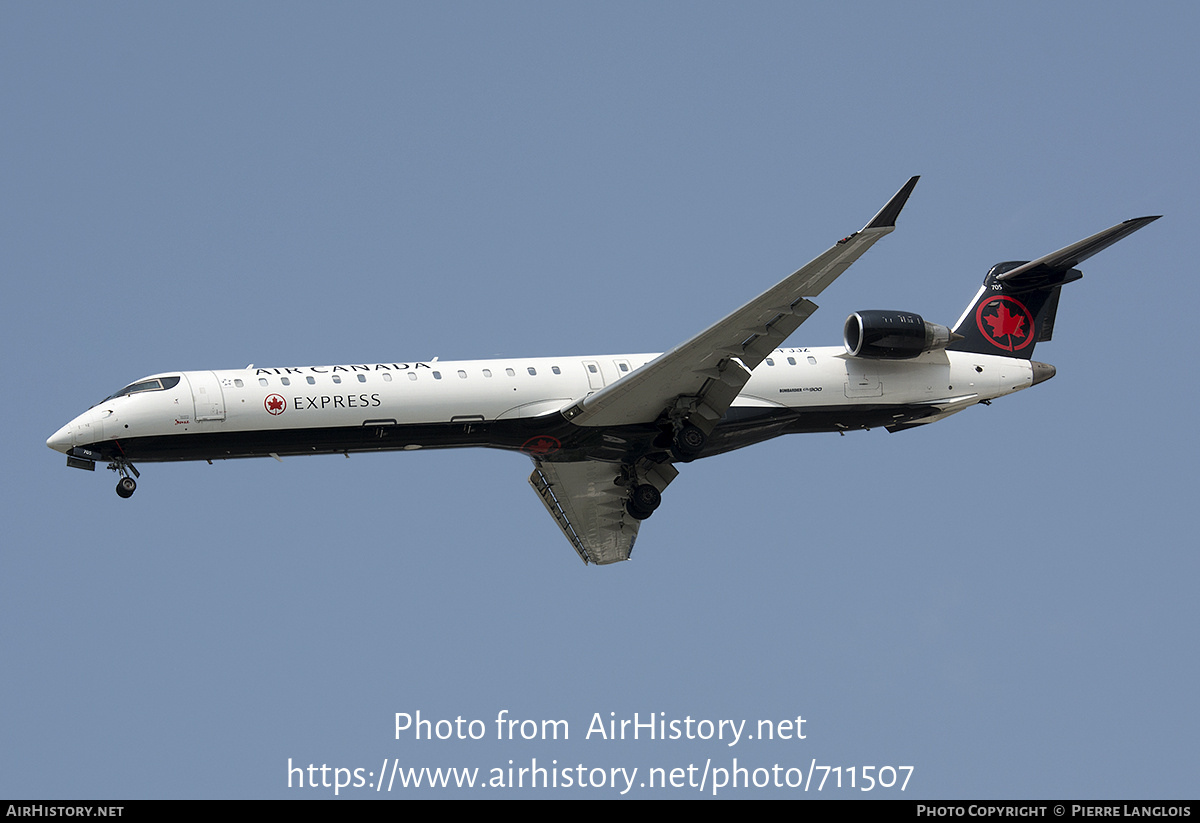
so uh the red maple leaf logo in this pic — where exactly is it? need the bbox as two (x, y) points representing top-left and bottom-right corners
(264, 394), (286, 415)
(975, 296), (1034, 351)
(984, 304), (1026, 340)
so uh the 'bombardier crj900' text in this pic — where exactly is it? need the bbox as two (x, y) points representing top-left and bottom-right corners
(47, 178), (1158, 565)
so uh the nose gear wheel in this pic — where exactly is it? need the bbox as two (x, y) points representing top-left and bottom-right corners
(107, 456), (140, 499)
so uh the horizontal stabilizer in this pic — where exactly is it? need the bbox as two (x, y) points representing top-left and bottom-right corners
(997, 216), (1160, 283)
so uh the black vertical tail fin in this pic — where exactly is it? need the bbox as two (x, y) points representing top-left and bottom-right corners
(947, 216), (1160, 359)
(946, 261), (1079, 358)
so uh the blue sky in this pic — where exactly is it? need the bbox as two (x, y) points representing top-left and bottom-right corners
(3, 2), (1196, 798)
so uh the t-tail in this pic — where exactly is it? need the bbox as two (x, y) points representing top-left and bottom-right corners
(947, 216), (1160, 360)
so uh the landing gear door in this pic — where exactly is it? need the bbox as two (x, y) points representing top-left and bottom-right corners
(187, 371), (226, 421)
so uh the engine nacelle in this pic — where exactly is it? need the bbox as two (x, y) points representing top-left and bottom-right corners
(843, 310), (956, 359)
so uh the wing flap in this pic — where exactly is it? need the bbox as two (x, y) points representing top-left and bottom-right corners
(528, 461), (642, 565)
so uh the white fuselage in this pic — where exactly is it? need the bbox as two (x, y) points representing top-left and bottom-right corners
(47, 347), (1033, 463)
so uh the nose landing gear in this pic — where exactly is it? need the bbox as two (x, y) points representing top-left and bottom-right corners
(107, 457), (140, 499)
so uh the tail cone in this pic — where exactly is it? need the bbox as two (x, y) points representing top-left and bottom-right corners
(1031, 361), (1056, 385)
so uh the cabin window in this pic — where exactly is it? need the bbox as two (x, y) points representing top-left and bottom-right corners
(258, 378), (268, 387)
(458, 370), (467, 379)
(552, 366), (561, 375)
(617, 363), (628, 372)
(332, 375), (342, 384)
(527, 367), (536, 376)
(234, 379), (244, 388)
(382, 373), (392, 382)
(787, 357), (796, 365)
(765, 358), (774, 366)
(433, 371), (442, 380)
(807, 356), (817, 365)
(407, 372), (417, 381)
(357, 374), (367, 383)
(281, 377), (290, 386)
(483, 369), (492, 378)
(506, 368), (515, 377)
(587, 364), (598, 373)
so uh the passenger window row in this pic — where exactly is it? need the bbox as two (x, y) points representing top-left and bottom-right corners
(763, 356), (819, 367)
(248, 365), (568, 387)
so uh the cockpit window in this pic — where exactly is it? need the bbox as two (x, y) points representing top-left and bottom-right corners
(98, 375), (181, 404)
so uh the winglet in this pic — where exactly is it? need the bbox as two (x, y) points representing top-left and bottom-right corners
(864, 175), (920, 230)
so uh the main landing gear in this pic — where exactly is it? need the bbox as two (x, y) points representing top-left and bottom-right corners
(671, 423), (707, 462)
(108, 457), (140, 499)
(625, 482), (661, 521)
(613, 465), (664, 521)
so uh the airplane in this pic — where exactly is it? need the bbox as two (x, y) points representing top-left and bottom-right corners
(47, 177), (1158, 565)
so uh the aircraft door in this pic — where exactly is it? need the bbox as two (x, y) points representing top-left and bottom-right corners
(186, 371), (227, 421)
(582, 360), (605, 390)
(843, 363), (883, 398)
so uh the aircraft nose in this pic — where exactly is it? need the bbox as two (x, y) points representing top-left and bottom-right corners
(47, 422), (73, 454)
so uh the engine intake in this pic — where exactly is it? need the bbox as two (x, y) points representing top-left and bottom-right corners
(844, 310), (956, 359)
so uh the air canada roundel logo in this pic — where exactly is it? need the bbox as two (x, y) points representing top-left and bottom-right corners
(264, 394), (287, 415)
(976, 295), (1035, 352)
(521, 435), (561, 456)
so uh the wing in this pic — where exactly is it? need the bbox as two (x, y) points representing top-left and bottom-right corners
(561, 176), (920, 432)
(528, 459), (678, 565)
(884, 393), (980, 432)
(536, 177), (917, 565)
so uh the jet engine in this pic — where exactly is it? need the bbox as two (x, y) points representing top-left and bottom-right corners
(843, 310), (957, 359)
